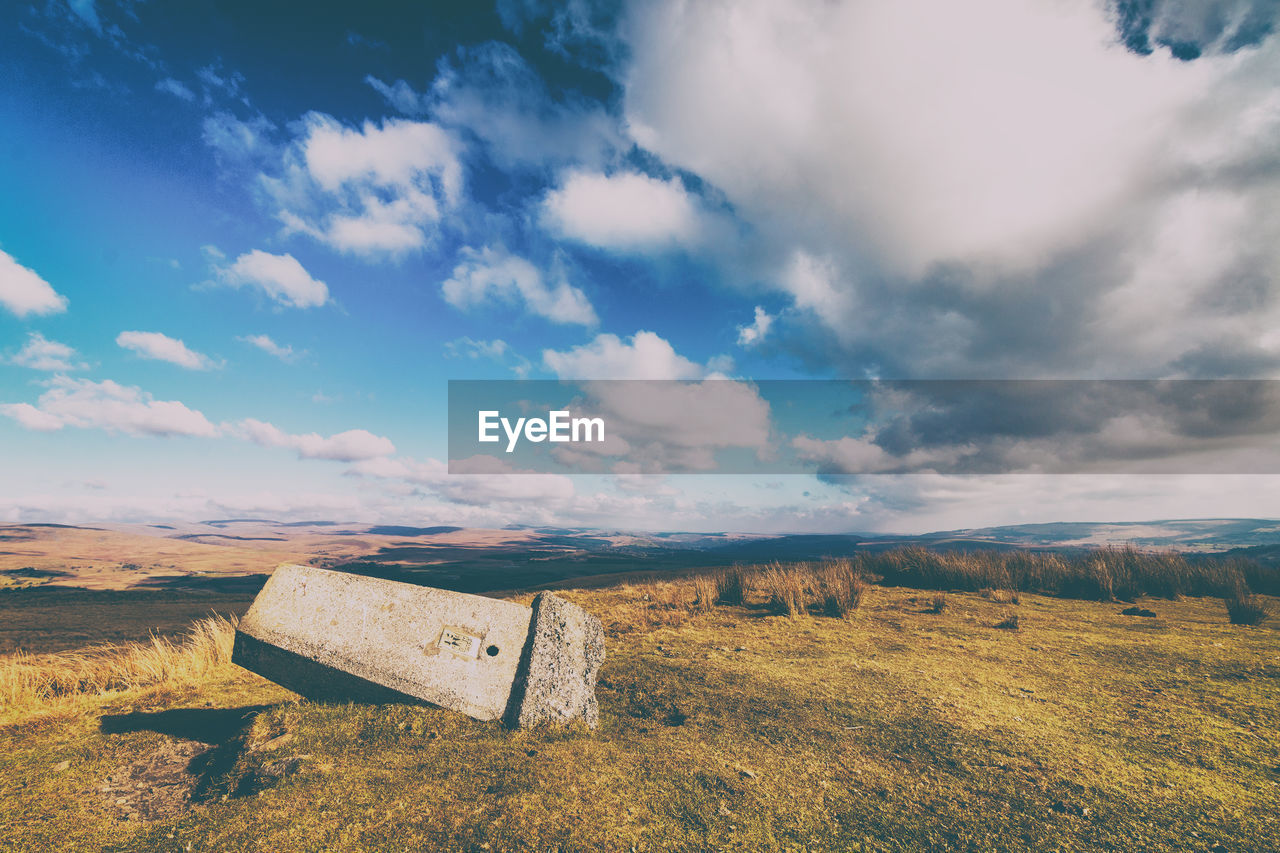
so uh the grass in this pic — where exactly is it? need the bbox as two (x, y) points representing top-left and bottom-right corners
(1, 616), (237, 722)
(714, 566), (749, 607)
(1, 562), (1278, 852)
(690, 574), (719, 612)
(994, 612), (1021, 630)
(760, 563), (808, 617)
(864, 546), (1273, 600)
(1225, 588), (1274, 626)
(818, 560), (865, 618)
(978, 588), (1020, 605)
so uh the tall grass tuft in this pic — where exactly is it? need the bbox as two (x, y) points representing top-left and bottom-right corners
(0, 614), (237, 714)
(818, 559), (865, 618)
(715, 565), (751, 607)
(1225, 588), (1273, 625)
(690, 574), (720, 612)
(762, 563), (809, 618)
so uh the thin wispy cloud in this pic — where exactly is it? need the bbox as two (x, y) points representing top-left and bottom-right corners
(0, 377), (397, 465)
(239, 333), (299, 362)
(154, 77), (194, 101)
(444, 336), (532, 377)
(445, 336), (510, 361)
(8, 332), (85, 371)
(422, 42), (622, 171)
(116, 331), (218, 370)
(67, 0), (100, 32)
(235, 418), (395, 462)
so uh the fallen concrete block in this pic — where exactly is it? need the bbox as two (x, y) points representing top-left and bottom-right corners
(232, 564), (604, 728)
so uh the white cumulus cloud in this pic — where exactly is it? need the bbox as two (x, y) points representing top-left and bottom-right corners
(265, 113), (463, 257)
(0, 250), (68, 318)
(9, 332), (85, 371)
(736, 306), (774, 347)
(116, 331), (217, 370)
(0, 377), (219, 437)
(621, 0), (1280, 378)
(626, 0), (1220, 277)
(442, 246), (597, 325)
(0, 403), (65, 431)
(219, 250), (329, 309)
(543, 330), (710, 379)
(541, 170), (702, 251)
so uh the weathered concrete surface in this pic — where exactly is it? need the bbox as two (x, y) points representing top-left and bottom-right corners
(232, 564), (604, 728)
(511, 592), (606, 729)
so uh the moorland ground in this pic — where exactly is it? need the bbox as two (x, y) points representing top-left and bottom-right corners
(1, 557), (1277, 853)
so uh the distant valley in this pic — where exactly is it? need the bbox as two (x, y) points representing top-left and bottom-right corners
(4, 517), (1280, 594)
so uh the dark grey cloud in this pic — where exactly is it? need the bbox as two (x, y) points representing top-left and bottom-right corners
(819, 380), (1280, 475)
(1114, 0), (1280, 58)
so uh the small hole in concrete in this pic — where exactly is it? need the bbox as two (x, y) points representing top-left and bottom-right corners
(486, 645), (499, 657)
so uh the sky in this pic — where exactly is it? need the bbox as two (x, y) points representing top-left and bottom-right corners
(2, 0), (1280, 534)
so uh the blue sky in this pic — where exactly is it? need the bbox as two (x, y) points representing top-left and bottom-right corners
(3, 0), (1280, 532)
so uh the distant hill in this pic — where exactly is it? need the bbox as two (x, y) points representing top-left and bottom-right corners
(905, 519), (1280, 551)
(365, 525), (464, 537)
(5, 518), (1280, 592)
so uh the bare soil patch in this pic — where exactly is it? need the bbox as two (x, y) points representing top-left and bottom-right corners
(94, 738), (209, 822)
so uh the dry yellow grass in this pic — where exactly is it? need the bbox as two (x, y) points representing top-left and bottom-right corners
(816, 558), (866, 617)
(1, 571), (1278, 851)
(714, 565), (751, 606)
(690, 574), (719, 612)
(0, 615), (237, 722)
(760, 562), (811, 617)
(1226, 588), (1274, 625)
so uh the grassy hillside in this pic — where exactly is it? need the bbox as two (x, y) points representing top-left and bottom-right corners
(1, 569), (1277, 852)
